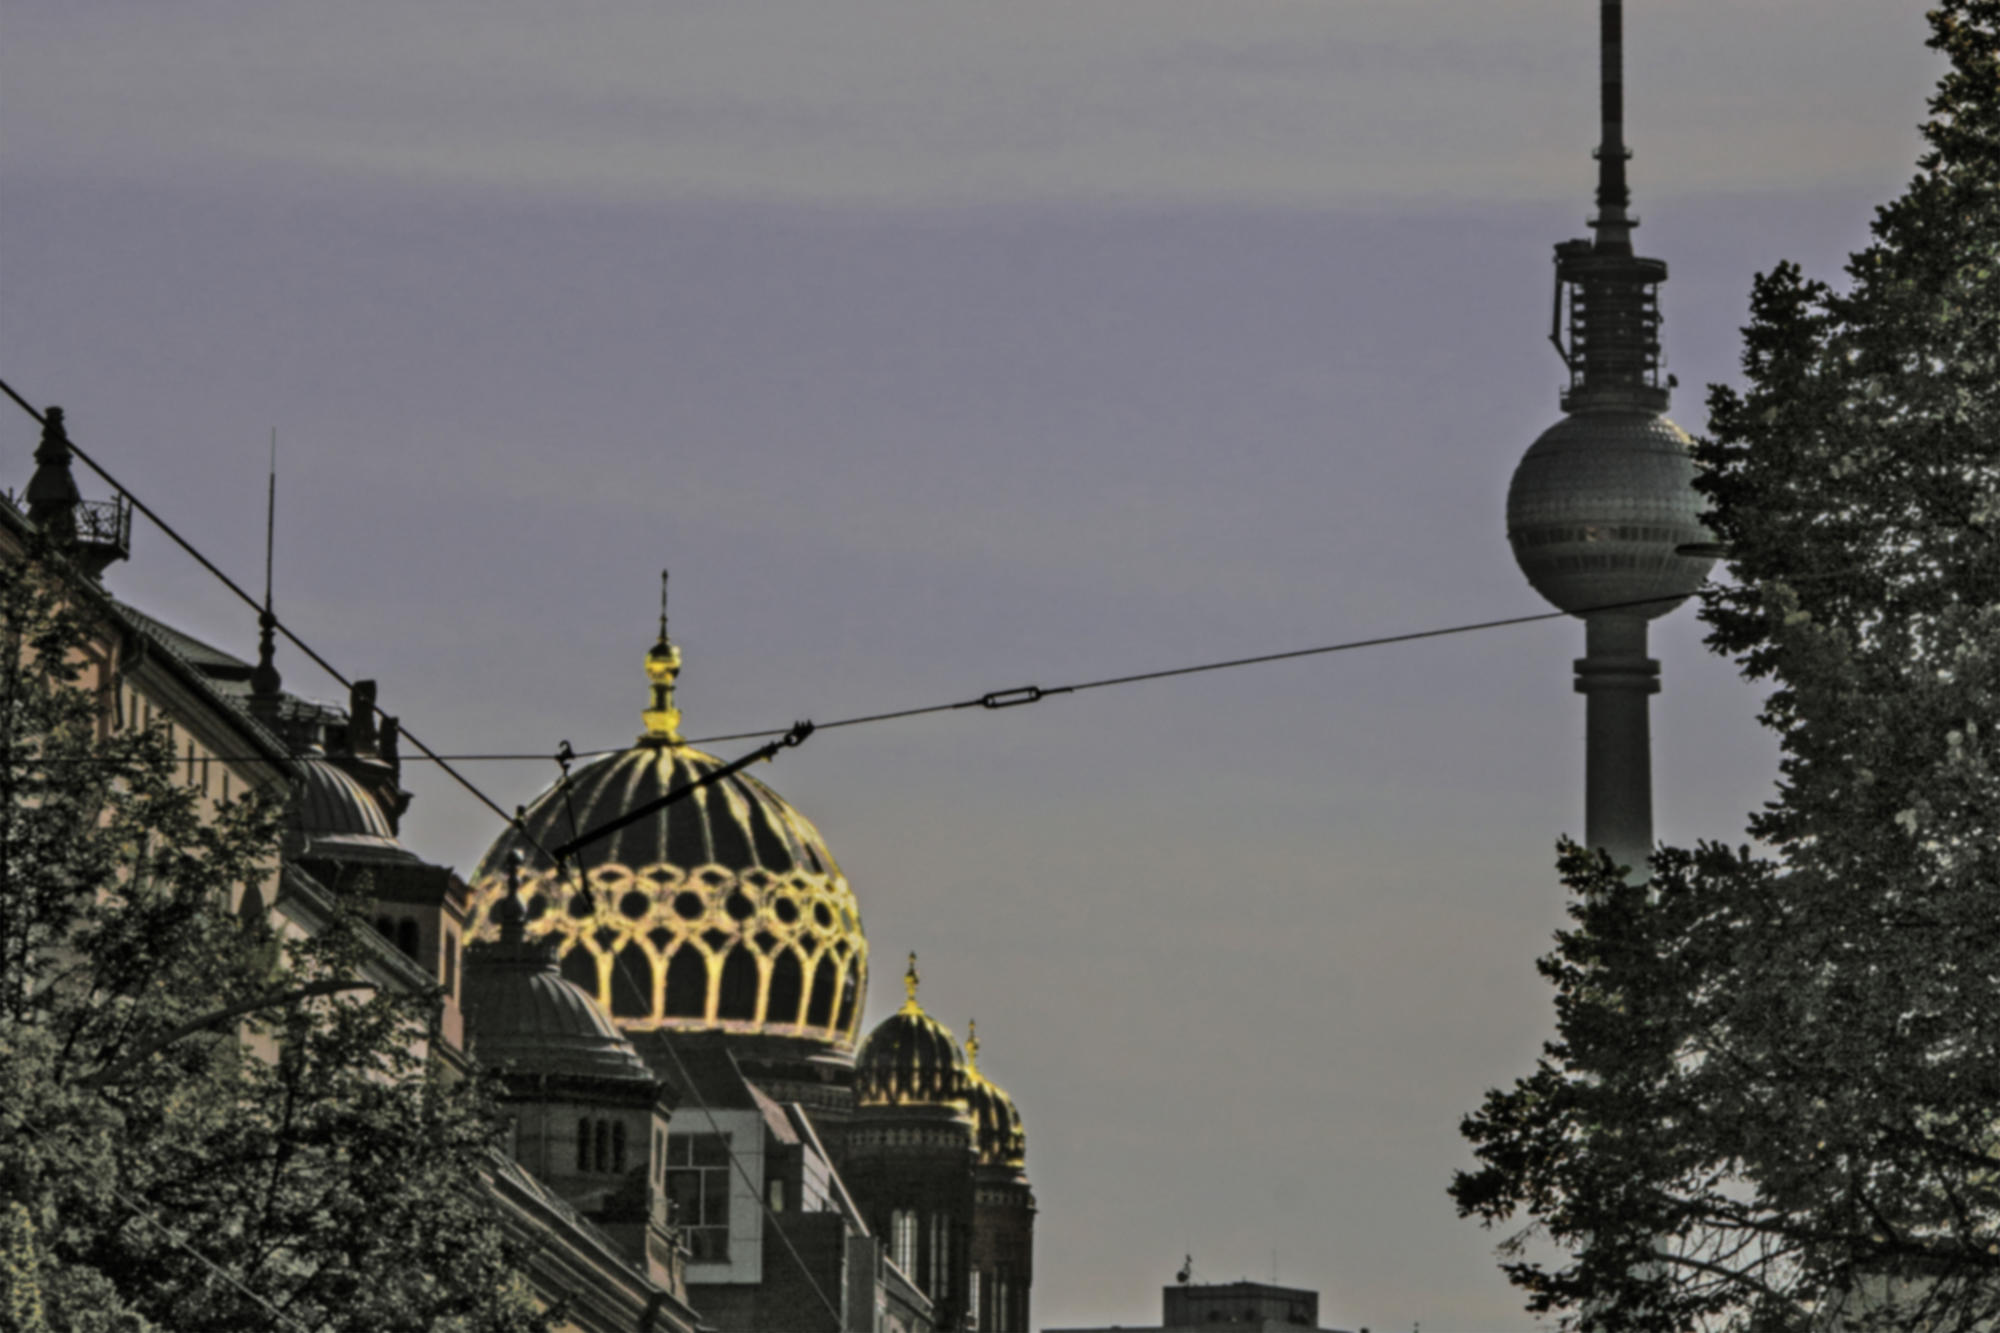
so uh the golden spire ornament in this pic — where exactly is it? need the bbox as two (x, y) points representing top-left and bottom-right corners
(966, 1018), (980, 1072)
(641, 570), (683, 743)
(900, 952), (922, 1014)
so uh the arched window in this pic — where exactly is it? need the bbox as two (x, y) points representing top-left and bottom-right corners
(576, 1117), (591, 1172)
(664, 947), (707, 1018)
(717, 947), (758, 1021)
(929, 1212), (950, 1299)
(595, 1119), (612, 1173)
(766, 949), (803, 1026)
(835, 959), (860, 1032)
(239, 883), (266, 926)
(804, 958), (836, 1028)
(611, 1120), (627, 1173)
(395, 918), (421, 960)
(561, 944), (599, 999)
(890, 1209), (917, 1277)
(610, 946), (654, 1018)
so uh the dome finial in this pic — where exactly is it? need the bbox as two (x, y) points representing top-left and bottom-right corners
(249, 432), (284, 709)
(641, 570), (684, 744)
(900, 951), (922, 1014)
(495, 849), (529, 944)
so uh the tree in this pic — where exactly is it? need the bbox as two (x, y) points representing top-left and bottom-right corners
(0, 540), (547, 1332)
(1453, 5), (2000, 1329)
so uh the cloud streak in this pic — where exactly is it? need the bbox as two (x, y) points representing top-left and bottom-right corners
(7, 0), (1935, 210)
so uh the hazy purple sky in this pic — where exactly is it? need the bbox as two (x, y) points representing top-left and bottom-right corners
(1, 3), (1945, 1328)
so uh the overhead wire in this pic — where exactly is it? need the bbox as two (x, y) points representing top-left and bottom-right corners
(23, 586), (1730, 769)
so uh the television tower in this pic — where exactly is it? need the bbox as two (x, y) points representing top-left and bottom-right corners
(1506, 0), (1713, 880)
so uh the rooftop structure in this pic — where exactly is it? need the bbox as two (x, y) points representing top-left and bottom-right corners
(1046, 1277), (1349, 1333)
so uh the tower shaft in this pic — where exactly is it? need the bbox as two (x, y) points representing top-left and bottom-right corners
(1574, 614), (1658, 878)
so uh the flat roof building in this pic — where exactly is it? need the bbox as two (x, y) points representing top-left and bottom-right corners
(1048, 1278), (1350, 1333)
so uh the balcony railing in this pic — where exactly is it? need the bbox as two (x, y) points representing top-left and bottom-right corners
(74, 495), (133, 559)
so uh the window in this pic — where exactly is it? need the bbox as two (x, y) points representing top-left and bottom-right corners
(665, 1134), (732, 1262)
(664, 948), (706, 1018)
(611, 1120), (627, 1174)
(716, 946), (757, 1021)
(890, 1208), (917, 1277)
(968, 1271), (980, 1331)
(929, 1213), (950, 1299)
(767, 950), (803, 1025)
(576, 1118), (591, 1172)
(767, 1176), (785, 1212)
(395, 918), (421, 960)
(595, 1120), (611, 1172)
(443, 934), (458, 998)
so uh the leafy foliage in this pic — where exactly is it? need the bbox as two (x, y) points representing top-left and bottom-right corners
(1455, 5), (2000, 1329)
(0, 544), (546, 1332)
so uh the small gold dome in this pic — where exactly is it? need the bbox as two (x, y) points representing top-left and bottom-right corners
(964, 1020), (1026, 1169)
(855, 955), (972, 1109)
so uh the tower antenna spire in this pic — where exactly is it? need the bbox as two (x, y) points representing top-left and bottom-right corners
(1593, 0), (1633, 251)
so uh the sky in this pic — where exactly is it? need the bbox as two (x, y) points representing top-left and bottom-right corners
(0, 3), (1950, 1328)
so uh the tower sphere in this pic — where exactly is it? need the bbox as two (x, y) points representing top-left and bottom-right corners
(1506, 408), (1715, 618)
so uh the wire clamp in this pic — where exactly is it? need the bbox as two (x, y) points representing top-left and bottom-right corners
(979, 685), (1044, 710)
(783, 720), (815, 747)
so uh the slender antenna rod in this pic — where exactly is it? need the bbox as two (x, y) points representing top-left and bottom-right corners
(249, 428), (283, 704)
(658, 568), (670, 641)
(263, 429), (277, 613)
(1594, 0), (1633, 252)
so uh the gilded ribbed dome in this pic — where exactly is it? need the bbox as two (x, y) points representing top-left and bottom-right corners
(963, 1022), (1026, 1169)
(467, 624), (867, 1049)
(855, 955), (971, 1108)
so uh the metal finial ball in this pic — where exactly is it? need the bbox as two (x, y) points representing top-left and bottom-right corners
(1506, 409), (1714, 618)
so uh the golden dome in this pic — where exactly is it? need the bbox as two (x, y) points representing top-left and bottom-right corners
(854, 954), (972, 1110)
(963, 1020), (1026, 1169)
(467, 623), (868, 1049)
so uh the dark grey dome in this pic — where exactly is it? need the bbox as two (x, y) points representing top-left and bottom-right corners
(289, 759), (415, 862)
(294, 760), (395, 838)
(462, 936), (656, 1084)
(1506, 409), (1715, 618)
